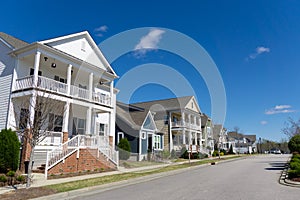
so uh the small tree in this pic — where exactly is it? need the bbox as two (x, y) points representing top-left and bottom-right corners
(15, 91), (64, 187)
(0, 129), (20, 173)
(118, 138), (131, 160)
(288, 134), (300, 153)
(282, 117), (300, 138)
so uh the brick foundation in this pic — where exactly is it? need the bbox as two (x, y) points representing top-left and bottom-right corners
(48, 148), (117, 176)
(63, 132), (68, 143)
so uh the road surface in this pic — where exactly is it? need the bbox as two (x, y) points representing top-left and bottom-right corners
(73, 155), (299, 200)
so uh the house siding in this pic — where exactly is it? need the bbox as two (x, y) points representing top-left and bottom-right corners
(0, 42), (14, 130)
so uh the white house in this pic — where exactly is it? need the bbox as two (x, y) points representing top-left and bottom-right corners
(0, 31), (119, 176)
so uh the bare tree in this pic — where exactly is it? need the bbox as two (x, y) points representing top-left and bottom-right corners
(282, 117), (300, 139)
(15, 90), (64, 187)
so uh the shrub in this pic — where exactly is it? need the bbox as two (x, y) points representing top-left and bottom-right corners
(212, 150), (219, 157)
(228, 144), (234, 154)
(220, 152), (224, 156)
(0, 129), (20, 173)
(16, 175), (25, 183)
(162, 150), (170, 159)
(0, 175), (7, 183)
(118, 138), (131, 160)
(288, 135), (300, 153)
(171, 149), (177, 159)
(6, 170), (15, 177)
(180, 147), (187, 158)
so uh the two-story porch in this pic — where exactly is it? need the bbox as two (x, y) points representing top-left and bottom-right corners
(169, 110), (202, 153)
(6, 31), (119, 175)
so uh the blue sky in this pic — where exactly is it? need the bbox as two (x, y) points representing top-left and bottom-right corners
(1, 0), (300, 141)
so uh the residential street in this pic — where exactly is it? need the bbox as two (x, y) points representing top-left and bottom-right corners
(73, 155), (299, 200)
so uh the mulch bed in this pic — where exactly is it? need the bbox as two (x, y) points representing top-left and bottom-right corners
(0, 187), (56, 200)
(291, 177), (300, 182)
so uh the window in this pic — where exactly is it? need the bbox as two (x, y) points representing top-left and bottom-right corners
(164, 115), (169, 125)
(19, 108), (29, 129)
(117, 132), (124, 143)
(54, 75), (66, 83)
(30, 68), (42, 76)
(99, 123), (106, 136)
(72, 117), (86, 135)
(141, 132), (146, 139)
(96, 122), (108, 136)
(154, 135), (161, 150)
(48, 113), (63, 132)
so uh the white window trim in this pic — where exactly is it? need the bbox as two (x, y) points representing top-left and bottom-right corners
(117, 132), (124, 143)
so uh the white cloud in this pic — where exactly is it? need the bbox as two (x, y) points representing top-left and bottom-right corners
(265, 104), (296, 115)
(134, 28), (165, 57)
(94, 25), (108, 37)
(274, 105), (291, 110)
(260, 121), (268, 125)
(247, 46), (270, 60)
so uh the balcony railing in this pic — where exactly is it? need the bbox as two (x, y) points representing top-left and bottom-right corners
(14, 75), (111, 106)
(171, 121), (200, 130)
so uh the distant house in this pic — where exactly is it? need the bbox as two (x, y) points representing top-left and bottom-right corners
(115, 102), (160, 161)
(227, 132), (257, 154)
(213, 124), (227, 150)
(201, 114), (214, 155)
(131, 96), (204, 154)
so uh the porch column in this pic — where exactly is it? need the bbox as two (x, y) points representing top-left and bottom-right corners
(194, 115), (197, 126)
(169, 112), (173, 151)
(67, 64), (72, 95)
(89, 73), (93, 100)
(28, 92), (37, 129)
(33, 51), (41, 87)
(110, 81), (114, 106)
(194, 132), (197, 145)
(182, 129), (186, 144)
(86, 106), (92, 135)
(188, 131), (192, 145)
(109, 111), (115, 146)
(62, 101), (70, 143)
(188, 114), (191, 127)
(181, 111), (185, 126)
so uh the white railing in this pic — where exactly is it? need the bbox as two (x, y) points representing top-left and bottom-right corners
(15, 76), (112, 107)
(93, 92), (111, 106)
(38, 131), (63, 146)
(45, 135), (118, 177)
(38, 76), (67, 94)
(70, 85), (89, 100)
(14, 76), (34, 90)
(172, 121), (185, 127)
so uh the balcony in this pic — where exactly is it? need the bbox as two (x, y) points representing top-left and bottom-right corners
(171, 121), (201, 130)
(14, 75), (111, 107)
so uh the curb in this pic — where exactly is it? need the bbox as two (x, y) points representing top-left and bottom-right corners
(278, 159), (300, 188)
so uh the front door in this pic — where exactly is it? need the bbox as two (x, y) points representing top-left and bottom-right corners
(148, 133), (153, 152)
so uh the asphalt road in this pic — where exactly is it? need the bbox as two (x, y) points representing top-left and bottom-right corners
(73, 155), (299, 200)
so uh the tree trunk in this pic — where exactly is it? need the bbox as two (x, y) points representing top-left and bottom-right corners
(26, 147), (34, 188)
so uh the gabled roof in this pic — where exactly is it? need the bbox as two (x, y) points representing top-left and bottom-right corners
(227, 132), (256, 143)
(201, 114), (208, 127)
(39, 31), (117, 76)
(0, 32), (28, 49)
(213, 124), (223, 138)
(132, 96), (197, 113)
(116, 101), (154, 131)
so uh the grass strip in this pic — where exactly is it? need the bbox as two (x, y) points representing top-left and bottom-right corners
(46, 156), (240, 193)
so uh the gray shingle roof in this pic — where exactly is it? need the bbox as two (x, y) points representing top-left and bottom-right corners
(116, 102), (150, 130)
(0, 32), (28, 49)
(132, 96), (193, 112)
